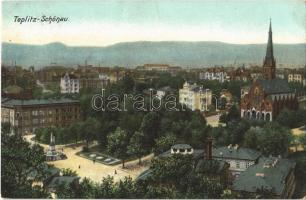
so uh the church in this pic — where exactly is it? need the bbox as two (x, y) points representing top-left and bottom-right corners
(240, 21), (298, 121)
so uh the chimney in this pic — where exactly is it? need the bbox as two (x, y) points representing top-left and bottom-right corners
(206, 137), (213, 160)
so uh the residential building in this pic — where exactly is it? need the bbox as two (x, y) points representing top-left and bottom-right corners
(136, 64), (182, 74)
(240, 21), (298, 121)
(199, 67), (228, 83)
(288, 68), (306, 86)
(212, 145), (262, 178)
(79, 74), (110, 90)
(1, 98), (81, 135)
(233, 156), (296, 198)
(229, 66), (251, 82)
(60, 73), (80, 94)
(179, 81), (212, 111)
(156, 86), (175, 99)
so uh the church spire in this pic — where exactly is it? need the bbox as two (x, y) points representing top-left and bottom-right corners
(265, 18), (273, 60)
(263, 19), (276, 80)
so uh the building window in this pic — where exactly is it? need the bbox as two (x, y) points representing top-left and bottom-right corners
(32, 110), (38, 116)
(236, 161), (240, 169)
(33, 119), (39, 124)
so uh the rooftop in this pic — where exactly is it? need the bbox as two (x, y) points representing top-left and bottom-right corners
(171, 144), (192, 149)
(212, 146), (262, 161)
(257, 78), (292, 94)
(47, 176), (79, 188)
(233, 157), (296, 196)
(2, 98), (80, 107)
(195, 159), (229, 175)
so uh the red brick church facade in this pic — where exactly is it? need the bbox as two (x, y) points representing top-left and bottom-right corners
(240, 21), (298, 121)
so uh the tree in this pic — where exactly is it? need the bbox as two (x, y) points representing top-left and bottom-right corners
(127, 131), (146, 164)
(244, 123), (292, 156)
(80, 117), (100, 148)
(244, 127), (261, 149)
(61, 168), (78, 176)
(96, 175), (115, 198)
(114, 176), (137, 198)
(140, 112), (161, 150)
(107, 127), (129, 168)
(219, 97), (227, 110)
(226, 105), (240, 123)
(299, 134), (306, 149)
(276, 109), (306, 128)
(153, 134), (176, 155)
(68, 122), (82, 144)
(1, 123), (49, 198)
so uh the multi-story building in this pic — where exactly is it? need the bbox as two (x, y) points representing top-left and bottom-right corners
(60, 73), (80, 94)
(199, 67), (228, 83)
(136, 64), (182, 74)
(212, 145), (262, 178)
(229, 67), (252, 82)
(179, 81), (212, 111)
(233, 156), (296, 198)
(288, 68), (306, 86)
(79, 74), (110, 90)
(1, 98), (81, 135)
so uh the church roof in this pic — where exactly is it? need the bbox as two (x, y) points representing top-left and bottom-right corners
(257, 79), (292, 94)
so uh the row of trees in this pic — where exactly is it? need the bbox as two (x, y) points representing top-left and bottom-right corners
(54, 155), (227, 199)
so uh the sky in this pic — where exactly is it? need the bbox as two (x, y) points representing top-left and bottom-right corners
(2, 0), (305, 46)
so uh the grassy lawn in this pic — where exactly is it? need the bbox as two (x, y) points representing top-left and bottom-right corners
(86, 145), (146, 163)
(288, 151), (306, 198)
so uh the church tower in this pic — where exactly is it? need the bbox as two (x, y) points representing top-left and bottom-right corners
(263, 19), (276, 80)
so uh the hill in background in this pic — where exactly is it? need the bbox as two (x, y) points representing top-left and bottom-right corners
(2, 41), (305, 68)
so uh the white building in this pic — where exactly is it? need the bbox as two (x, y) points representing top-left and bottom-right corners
(288, 72), (306, 86)
(199, 68), (228, 83)
(179, 82), (212, 111)
(212, 145), (262, 178)
(170, 144), (194, 155)
(60, 73), (80, 94)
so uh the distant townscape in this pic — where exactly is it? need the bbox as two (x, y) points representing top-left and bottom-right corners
(2, 22), (306, 199)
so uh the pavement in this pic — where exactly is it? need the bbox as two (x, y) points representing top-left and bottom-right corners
(206, 114), (222, 127)
(24, 135), (152, 183)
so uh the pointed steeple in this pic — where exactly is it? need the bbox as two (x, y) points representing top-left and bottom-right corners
(265, 19), (274, 60)
(263, 19), (276, 80)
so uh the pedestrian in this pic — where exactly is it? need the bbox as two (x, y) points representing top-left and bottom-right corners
(93, 159), (96, 164)
(115, 170), (117, 174)
(79, 165), (81, 169)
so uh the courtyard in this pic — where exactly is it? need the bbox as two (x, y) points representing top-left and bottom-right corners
(24, 135), (152, 183)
